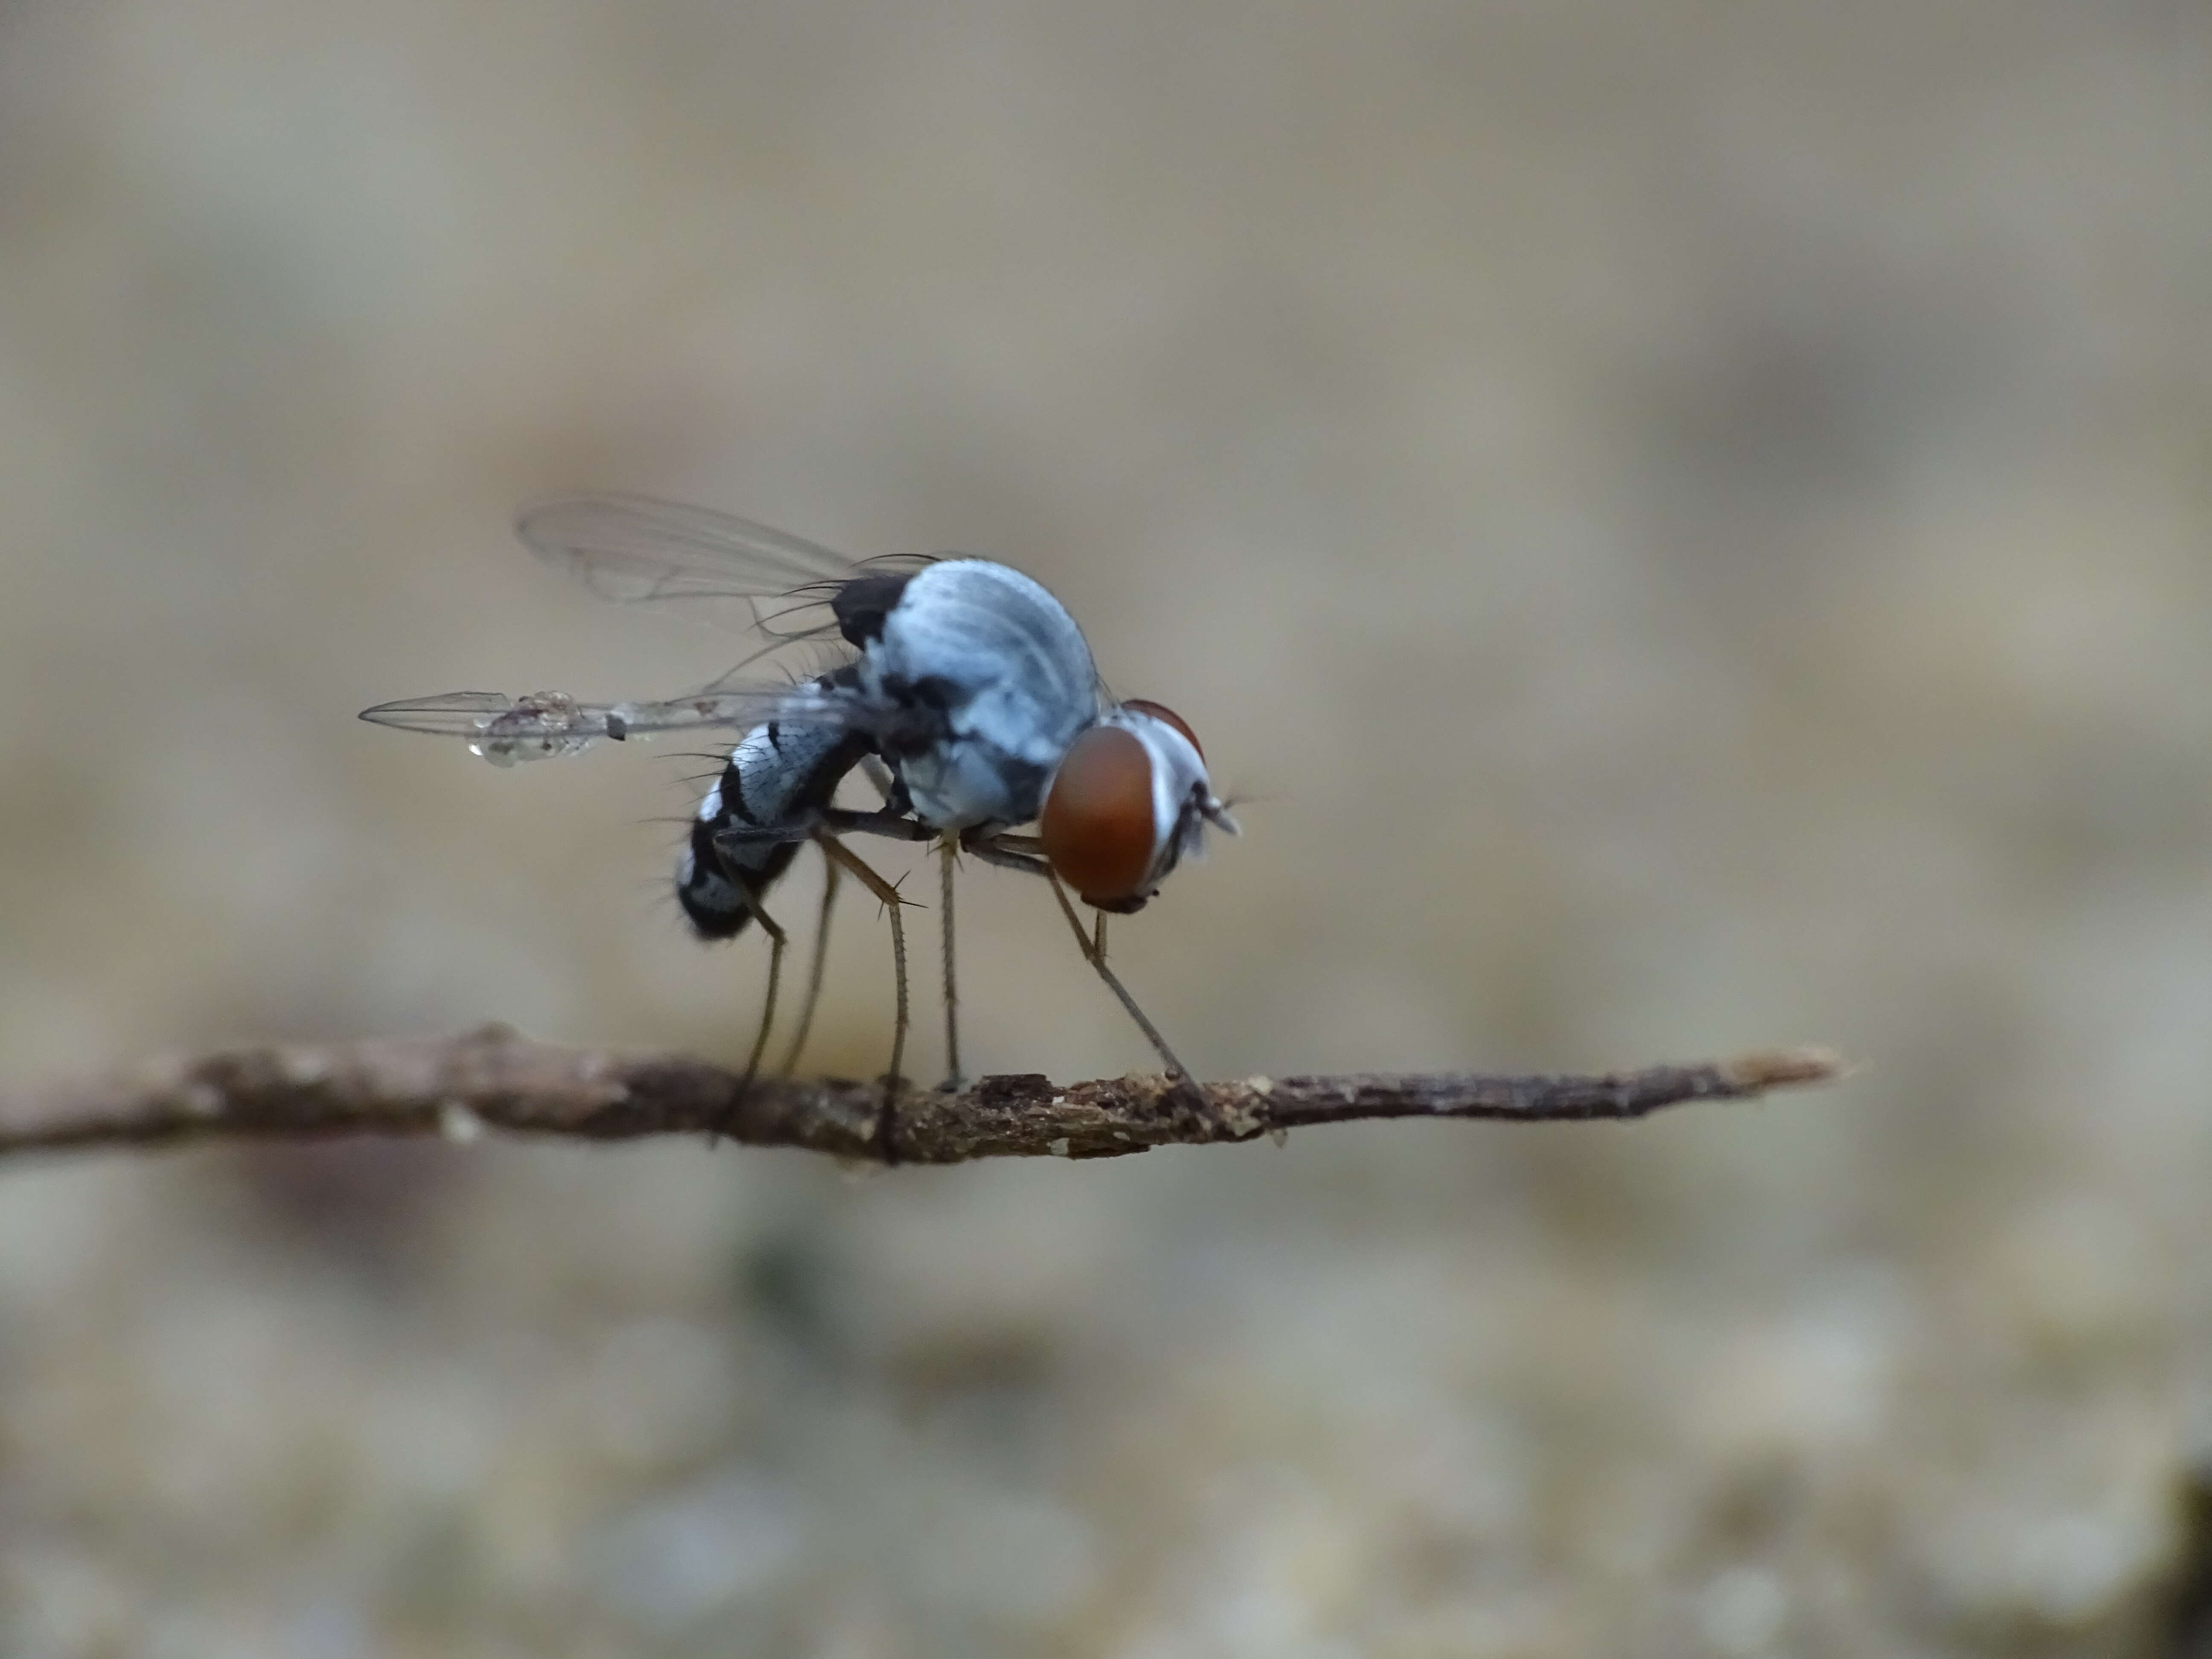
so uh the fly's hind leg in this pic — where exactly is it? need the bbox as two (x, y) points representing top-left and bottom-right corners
(776, 853), (841, 1076)
(816, 834), (911, 1162)
(711, 878), (788, 1144)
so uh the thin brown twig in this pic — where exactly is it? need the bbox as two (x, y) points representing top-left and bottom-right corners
(0, 1027), (1843, 1166)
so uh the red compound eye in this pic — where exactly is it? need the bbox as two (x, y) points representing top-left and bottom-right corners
(1040, 725), (1158, 905)
(1121, 698), (1202, 760)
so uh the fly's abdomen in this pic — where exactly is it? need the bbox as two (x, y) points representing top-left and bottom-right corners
(677, 714), (871, 940)
(676, 829), (797, 940)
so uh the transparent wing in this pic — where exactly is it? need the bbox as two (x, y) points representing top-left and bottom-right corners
(515, 492), (928, 637)
(359, 683), (872, 768)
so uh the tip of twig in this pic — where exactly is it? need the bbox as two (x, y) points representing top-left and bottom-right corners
(1719, 1046), (1847, 1093)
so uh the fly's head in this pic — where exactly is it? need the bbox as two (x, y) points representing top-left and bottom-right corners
(1037, 699), (1237, 913)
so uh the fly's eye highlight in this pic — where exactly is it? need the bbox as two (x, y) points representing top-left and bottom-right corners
(1121, 698), (1202, 760)
(1040, 725), (1158, 905)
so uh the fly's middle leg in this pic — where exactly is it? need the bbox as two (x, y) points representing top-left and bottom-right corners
(938, 834), (963, 1092)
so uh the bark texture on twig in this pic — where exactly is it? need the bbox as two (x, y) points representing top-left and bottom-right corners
(0, 1027), (1841, 1165)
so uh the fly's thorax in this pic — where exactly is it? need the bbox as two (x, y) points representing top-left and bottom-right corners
(866, 559), (1101, 827)
(1038, 701), (1230, 911)
(894, 742), (1053, 831)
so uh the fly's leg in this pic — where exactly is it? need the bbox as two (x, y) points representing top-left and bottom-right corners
(959, 833), (1050, 878)
(1042, 868), (1203, 1105)
(857, 753), (899, 803)
(939, 834), (963, 1091)
(713, 878), (788, 1143)
(776, 853), (841, 1076)
(816, 834), (911, 1162)
(714, 805), (933, 850)
(964, 831), (1207, 1114)
(807, 780), (955, 1091)
(822, 806), (934, 842)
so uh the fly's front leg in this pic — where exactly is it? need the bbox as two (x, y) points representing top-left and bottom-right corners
(963, 830), (1208, 1118)
(1042, 868), (1205, 1113)
(816, 834), (911, 1162)
(960, 832), (1049, 877)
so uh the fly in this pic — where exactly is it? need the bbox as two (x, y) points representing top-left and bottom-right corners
(361, 494), (1237, 1152)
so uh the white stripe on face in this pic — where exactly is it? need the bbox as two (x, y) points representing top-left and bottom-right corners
(1097, 706), (1213, 888)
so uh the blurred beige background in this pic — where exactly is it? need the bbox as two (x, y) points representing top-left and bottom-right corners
(3, 0), (2210, 1653)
